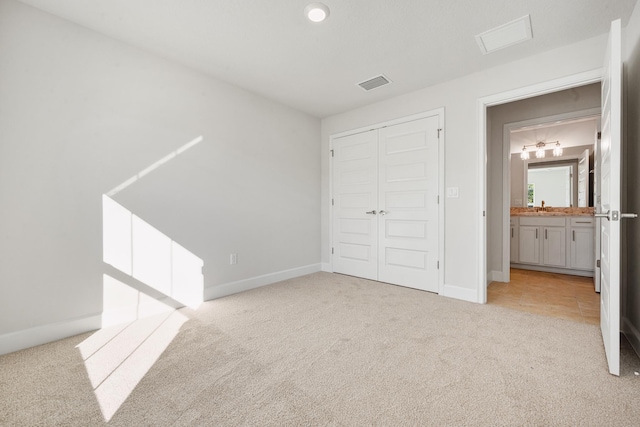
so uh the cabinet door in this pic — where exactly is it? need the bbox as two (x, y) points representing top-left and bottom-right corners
(518, 226), (539, 264)
(510, 226), (518, 262)
(571, 227), (594, 270)
(543, 227), (566, 267)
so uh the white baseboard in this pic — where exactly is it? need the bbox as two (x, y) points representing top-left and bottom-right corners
(510, 263), (594, 278)
(204, 263), (322, 300)
(623, 316), (640, 360)
(441, 283), (478, 304)
(0, 314), (101, 356)
(487, 270), (505, 284)
(321, 262), (332, 272)
(0, 264), (322, 356)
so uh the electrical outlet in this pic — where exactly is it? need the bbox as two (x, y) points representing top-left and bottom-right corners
(230, 253), (237, 265)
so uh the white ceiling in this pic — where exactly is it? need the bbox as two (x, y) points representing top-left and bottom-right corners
(510, 118), (599, 154)
(16, 0), (638, 118)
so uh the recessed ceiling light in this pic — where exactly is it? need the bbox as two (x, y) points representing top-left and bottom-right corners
(305, 3), (330, 23)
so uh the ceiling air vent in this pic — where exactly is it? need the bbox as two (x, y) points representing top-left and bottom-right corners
(475, 15), (533, 55)
(358, 75), (392, 91)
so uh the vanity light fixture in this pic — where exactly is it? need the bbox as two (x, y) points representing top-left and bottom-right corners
(305, 3), (330, 23)
(553, 141), (563, 157)
(520, 141), (562, 160)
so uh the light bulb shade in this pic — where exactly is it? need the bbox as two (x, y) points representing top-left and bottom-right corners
(536, 147), (545, 158)
(305, 3), (330, 22)
(553, 143), (563, 157)
(521, 148), (529, 160)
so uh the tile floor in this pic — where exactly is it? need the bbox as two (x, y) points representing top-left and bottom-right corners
(488, 268), (600, 324)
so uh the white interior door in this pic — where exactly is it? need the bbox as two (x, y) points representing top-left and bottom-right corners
(378, 117), (439, 292)
(332, 130), (378, 281)
(332, 115), (440, 292)
(598, 19), (622, 376)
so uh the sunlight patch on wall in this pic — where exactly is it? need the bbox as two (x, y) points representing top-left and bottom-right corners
(102, 274), (176, 327)
(86, 135), (205, 421)
(102, 195), (204, 310)
(106, 135), (203, 197)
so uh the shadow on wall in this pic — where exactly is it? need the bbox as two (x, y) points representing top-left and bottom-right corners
(76, 136), (205, 421)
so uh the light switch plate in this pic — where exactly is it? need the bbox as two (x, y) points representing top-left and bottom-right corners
(446, 187), (459, 198)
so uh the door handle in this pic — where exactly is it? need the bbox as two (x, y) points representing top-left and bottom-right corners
(594, 210), (638, 221)
(379, 210), (388, 216)
(365, 210), (377, 215)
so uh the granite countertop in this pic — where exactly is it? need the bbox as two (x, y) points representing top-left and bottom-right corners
(510, 207), (595, 217)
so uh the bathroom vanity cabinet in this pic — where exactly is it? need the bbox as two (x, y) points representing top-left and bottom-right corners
(510, 216), (595, 277)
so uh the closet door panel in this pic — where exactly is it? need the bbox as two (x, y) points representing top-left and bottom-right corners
(332, 130), (379, 280)
(378, 117), (439, 292)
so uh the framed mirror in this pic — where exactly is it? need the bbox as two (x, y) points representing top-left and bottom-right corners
(526, 160), (579, 207)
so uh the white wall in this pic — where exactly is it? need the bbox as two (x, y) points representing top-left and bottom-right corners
(0, 0), (320, 352)
(321, 33), (607, 302)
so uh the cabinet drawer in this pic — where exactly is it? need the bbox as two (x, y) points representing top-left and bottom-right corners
(519, 217), (566, 227)
(570, 217), (595, 227)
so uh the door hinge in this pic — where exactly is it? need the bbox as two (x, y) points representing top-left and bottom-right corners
(437, 195), (440, 204)
(597, 132), (602, 140)
(437, 261), (440, 269)
(596, 259), (601, 268)
(483, 211), (486, 217)
(332, 247), (334, 255)
(330, 149), (334, 157)
(332, 198), (334, 206)
(437, 128), (442, 138)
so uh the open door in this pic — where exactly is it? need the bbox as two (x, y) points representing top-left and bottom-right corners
(597, 19), (627, 376)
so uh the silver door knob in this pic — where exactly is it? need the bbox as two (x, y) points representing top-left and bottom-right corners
(365, 210), (377, 215)
(594, 210), (638, 221)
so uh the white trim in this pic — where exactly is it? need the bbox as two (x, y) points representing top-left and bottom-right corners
(477, 69), (603, 304)
(623, 316), (640, 360)
(321, 262), (332, 272)
(442, 283), (478, 303)
(0, 314), (101, 356)
(510, 263), (594, 277)
(329, 108), (446, 296)
(501, 108), (601, 283)
(330, 111), (442, 140)
(437, 110), (446, 295)
(203, 264), (321, 300)
(487, 270), (507, 283)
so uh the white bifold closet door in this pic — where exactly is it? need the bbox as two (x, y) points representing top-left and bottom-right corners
(332, 116), (439, 292)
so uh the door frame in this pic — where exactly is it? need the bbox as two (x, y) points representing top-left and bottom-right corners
(477, 69), (603, 304)
(329, 108), (446, 294)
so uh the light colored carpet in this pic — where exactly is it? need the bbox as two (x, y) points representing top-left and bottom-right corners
(1, 272), (640, 426)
